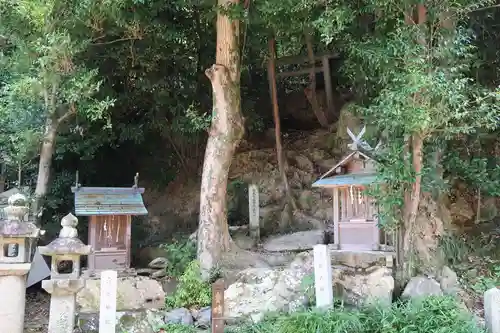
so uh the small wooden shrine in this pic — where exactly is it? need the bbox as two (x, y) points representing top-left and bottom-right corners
(312, 127), (392, 251)
(71, 173), (148, 272)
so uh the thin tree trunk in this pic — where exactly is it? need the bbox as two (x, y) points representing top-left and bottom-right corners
(402, 133), (423, 278)
(0, 162), (5, 192)
(268, 38), (298, 213)
(304, 30), (329, 128)
(197, 0), (244, 280)
(33, 118), (58, 220)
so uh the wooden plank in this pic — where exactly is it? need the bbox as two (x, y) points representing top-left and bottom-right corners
(276, 66), (323, 79)
(89, 216), (97, 271)
(211, 279), (225, 333)
(333, 189), (340, 247)
(340, 188), (346, 220)
(346, 188), (352, 220)
(126, 215), (132, 268)
(322, 55), (334, 116)
(274, 52), (340, 66)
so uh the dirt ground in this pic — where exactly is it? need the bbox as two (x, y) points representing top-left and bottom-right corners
(24, 286), (49, 333)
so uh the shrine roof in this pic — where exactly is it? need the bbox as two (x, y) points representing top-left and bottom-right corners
(71, 187), (148, 216)
(312, 173), (378, 188)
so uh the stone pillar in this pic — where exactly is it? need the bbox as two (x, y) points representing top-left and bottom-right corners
(485, 287), (500, 333)
(0, 193), (42, 333)
(313, 244), (333, 309)
(248, 184), (260, 244)
(39, 213), (91, 333)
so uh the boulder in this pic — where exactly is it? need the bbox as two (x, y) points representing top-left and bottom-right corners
(334, 267), (394, 306)
(164, 307), (193, 325)
(77, 276), (165, 313)
(438, 266), (460, 295)
(262, 230), (325, 252)
(224, 251), (314, 323)
(402, 276), (443, 299)
(148, 257), (169, 269)
(192, 306), (212, 329)
(224, 250), (395, 323)
(136, 246), (169, 267)
(78, 309), (165, 333)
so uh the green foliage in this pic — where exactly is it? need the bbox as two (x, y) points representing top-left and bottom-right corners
(165, 261), (212, 309)
(438, 234), (471, 266)
(227, 296), (484, 333)
(308, 0), (500, 235)
(160, 236), (197, 278)
(300, 273), (316, 307)
(469, 265), (500, 294)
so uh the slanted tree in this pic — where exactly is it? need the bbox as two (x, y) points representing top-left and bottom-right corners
(197, 0), (245, 278)
(0, 0), (114, 219)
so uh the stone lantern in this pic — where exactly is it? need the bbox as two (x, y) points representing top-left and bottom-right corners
(39, 213), (91, 333)
(0, 193), (43, 333)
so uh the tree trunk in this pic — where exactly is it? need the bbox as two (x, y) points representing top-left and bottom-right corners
(197, 0), (244, 280)
(33, 118), (58, 221)
(304, 30), (329, 128)
(402, 133), (423, 278)
(268, 38), (298, 215)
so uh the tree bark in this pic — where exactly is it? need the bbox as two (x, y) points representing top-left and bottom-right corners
(304, 30), (329, 128)
(402, 133), (423, 278)
(268, 38), (298, 215)
(197, 0), (244, 279)
(33, 117), (58, 221)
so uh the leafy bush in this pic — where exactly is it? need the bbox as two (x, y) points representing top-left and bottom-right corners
(226, 296), (484, 333)
(160, 236), (197, 278)
(165, 260), (211, 309)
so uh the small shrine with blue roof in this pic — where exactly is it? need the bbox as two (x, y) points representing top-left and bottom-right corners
(71, 173), (148, 272)
(312, 127), (394, 252)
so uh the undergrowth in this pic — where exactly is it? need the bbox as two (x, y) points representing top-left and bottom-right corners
(160, 236), (197, 278)
(225, 296), (484, 333)
(440, 229), (500, 295)
(165, 260), (212, 309)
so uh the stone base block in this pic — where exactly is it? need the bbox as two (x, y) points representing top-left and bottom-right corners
(0, 275), (27, 333)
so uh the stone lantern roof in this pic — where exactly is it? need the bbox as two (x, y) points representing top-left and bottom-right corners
(0, 193), (41, 238)
(38, 213), (91, 256)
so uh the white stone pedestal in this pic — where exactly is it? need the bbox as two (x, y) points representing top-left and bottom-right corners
(43, 279), (86, 333)
(0, 263), (31, 333)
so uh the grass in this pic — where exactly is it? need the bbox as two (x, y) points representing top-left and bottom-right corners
(225, 296), (484, 333)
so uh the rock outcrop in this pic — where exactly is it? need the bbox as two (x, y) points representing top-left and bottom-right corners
(76, 276), (165, 313)
(223, 247), (395, 323)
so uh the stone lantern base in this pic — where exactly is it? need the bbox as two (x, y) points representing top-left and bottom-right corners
(0, 263), (31, 333)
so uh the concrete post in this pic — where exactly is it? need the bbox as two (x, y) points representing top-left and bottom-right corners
(39, 213), (91, 333)
(0, 193), (42, 333)
(485, 287), (500, 333)
(248, 184), (260, 245)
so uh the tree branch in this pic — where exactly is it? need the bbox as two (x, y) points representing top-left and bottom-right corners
(469, 4), (500, 12)
(57, 103), (77, 124)
(91, 37), (138, 46)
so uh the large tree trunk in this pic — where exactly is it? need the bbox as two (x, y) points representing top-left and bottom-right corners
(197, 0), (244, 279)
(33, 118), (58, 221)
